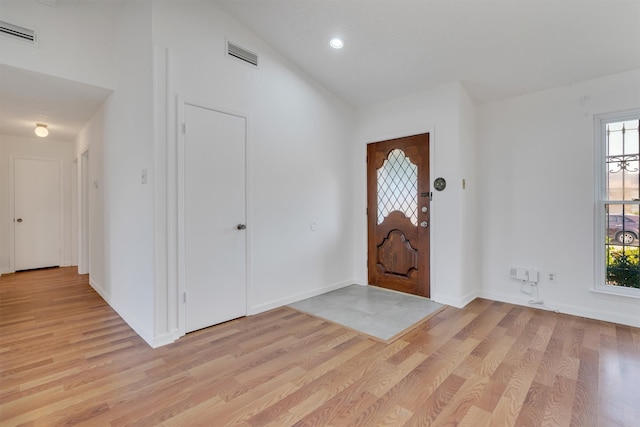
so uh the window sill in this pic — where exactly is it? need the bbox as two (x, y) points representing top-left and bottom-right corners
(591, 288), (640, 300)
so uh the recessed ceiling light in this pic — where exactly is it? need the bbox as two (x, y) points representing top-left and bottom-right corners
(329, 38), (344, 49)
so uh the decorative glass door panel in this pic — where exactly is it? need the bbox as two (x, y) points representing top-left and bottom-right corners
(377, 149), (418, 225)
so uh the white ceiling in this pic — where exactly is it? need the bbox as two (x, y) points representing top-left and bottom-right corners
(214, 0), (640, 107)
(1, 1), (638, 143)
(0, 64), (111, 141)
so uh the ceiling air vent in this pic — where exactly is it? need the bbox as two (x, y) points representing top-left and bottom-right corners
(227, 41), (258, 67)
(0, 21), (37, 43)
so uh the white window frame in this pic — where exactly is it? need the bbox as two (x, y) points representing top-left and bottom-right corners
(594, 108), (640, 298)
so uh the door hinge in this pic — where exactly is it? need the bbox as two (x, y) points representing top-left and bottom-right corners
(429, 192), (433, 201)
(183, 291), (187, 303)
(182, 123), (186, 134)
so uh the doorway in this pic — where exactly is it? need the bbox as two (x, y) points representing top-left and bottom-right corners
(367, 133), (430, 297)
(12, 157), (62, 271)
(180, 103), (248, 333)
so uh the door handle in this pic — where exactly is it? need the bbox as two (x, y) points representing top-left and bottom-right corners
(237, 224), (246, 230)
(420, 221), (428, 228)
(16, 218), (23, 223)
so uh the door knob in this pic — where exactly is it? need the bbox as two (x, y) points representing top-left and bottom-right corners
(237, 224), (246, 230)
(16, 218), (23, 223)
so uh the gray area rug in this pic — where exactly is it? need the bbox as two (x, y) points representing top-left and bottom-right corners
(288, 284), (445, 342)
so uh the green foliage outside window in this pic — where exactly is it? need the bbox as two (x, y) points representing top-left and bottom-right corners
(606, 246), (640, 289)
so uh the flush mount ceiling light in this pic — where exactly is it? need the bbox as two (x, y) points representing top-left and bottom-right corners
(329, 38), (344, 49)
(35, 123), (49, 137)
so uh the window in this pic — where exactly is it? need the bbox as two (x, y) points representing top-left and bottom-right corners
(596, 109), (640, 296)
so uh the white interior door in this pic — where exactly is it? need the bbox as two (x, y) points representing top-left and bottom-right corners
(14, 158), (62, 271)
(183, 104), (247, 333)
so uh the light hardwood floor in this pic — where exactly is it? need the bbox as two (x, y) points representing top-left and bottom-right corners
(1, 267), (639, 426)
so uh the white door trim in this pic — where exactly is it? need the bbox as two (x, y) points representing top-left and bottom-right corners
(78, 149), (90, 275)
(175, 97), (252, 337)
(71, 158), (78, 267)
(9, 156), (64, 272)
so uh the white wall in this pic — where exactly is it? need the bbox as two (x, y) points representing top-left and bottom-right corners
(96, 2), (155, 344)
(0, 0), (117, 89)
(459, 87), (479, 300)
(0, 135), (75, 273)
(152, 1), (357, 340)
(478, 69), (640, 327)
(354, 82), (479, 307)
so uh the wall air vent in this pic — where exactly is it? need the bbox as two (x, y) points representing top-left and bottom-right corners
(227, 40), (258, 67)
(0, 21), (37, 43)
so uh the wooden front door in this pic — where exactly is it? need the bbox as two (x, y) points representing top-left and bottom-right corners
(367, 134), (430, 297)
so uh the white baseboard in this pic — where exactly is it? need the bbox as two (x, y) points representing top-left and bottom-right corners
(248, 280), (355, 315)
(89, 278), (156, 348)
(89, 277), (111, 301)
(0, 268), (14, 277)
(432, 290), (478, 308)
(478, 290), (640, 328)
(150, 330), (180, 348)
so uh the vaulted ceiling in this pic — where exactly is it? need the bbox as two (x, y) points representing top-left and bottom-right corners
(1, 1), (638, 141)
(214, 0), (640, 106)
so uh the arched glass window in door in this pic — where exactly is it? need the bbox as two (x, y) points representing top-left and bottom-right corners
(377, 149), (418, 225)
